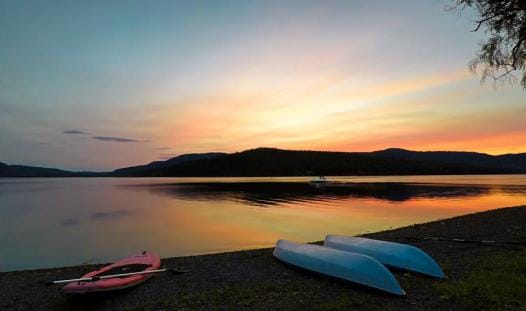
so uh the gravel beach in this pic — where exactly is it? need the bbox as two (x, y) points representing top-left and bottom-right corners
(1, 205), (525, 310)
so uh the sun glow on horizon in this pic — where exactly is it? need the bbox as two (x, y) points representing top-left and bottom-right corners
(151, 67), (524, 158)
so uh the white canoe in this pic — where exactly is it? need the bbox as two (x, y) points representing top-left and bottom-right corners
(324, 235), (445, 279)
(273, 240), (405, 295)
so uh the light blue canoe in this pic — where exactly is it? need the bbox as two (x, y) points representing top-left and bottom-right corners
(273, 240), (405, 296)
(324, 235), (445, 279)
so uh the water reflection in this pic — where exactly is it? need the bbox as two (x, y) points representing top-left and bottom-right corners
(141, 182), (492, 206)
(1, 177), (526, 272)
(58, 210), (133, 227)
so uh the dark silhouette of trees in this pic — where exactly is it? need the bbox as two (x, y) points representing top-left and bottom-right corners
(451, 0), (526, 89)
(111, 148), (525, 177)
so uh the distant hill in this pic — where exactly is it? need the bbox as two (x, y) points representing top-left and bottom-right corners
(112, 153), (226, 176)
(372, 148), (526, 172)
(0, 161), (106, 177)
(109, 147), (526, 177)
(0, 161), (76, 177)
(2, 148), (525, 177)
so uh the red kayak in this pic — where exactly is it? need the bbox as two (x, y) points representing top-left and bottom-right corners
(63, 251), (161, 294)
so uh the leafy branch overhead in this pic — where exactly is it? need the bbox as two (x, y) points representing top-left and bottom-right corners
(452, 0), (526, 89)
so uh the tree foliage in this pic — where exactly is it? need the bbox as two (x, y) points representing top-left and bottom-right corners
(451, 0), (526, 89)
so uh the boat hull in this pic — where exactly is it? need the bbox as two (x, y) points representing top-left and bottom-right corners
(273, 240), (405, 296)
(325, 235), (445, 279)
(63, 252), (161, 294)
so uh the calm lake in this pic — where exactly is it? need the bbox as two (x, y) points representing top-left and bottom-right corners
(1, 175), (526, 272)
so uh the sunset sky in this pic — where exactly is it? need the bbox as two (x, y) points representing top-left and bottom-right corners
(1, 0), (525, 171)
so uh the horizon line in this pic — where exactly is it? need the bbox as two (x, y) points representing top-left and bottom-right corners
(2, 146), (526, 172)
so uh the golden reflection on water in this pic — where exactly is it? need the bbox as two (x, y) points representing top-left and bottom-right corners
(1, 176), (525, 271)
(137, 180), (526, 257)
(155, 189), (521, 252)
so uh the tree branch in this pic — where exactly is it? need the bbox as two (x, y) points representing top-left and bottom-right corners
(493, 67), (516, 80)
(510, 36), (525, 68)
(471, 14), (498, 32)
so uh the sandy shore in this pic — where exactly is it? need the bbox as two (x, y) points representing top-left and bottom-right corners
(1, 205), (525, 310)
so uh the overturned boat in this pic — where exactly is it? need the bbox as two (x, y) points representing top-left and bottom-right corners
(324, 235), (445, 279)
(273, 240), (405, 295)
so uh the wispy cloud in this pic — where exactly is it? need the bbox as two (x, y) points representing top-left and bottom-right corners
(92, 136), (150, 143)
(91, 210), (132, 220)
(63, 130), (90, 135)
(63, 130), (150, 143)
(156, 147), (172, 150)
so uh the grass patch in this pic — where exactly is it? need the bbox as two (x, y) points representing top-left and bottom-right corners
(132, 278), (389, 310)
(437, 248), (526, 310)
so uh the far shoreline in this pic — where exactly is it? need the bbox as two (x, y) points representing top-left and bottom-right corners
(2, 172), (526, 178)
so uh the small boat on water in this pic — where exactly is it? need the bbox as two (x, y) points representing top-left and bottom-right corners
(62, 251), (161, 294)
(309, 176), (336, 188)
(273, 240), (405, 296)
(309, 176), (328, 184)
(324, 235), (445, 279)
